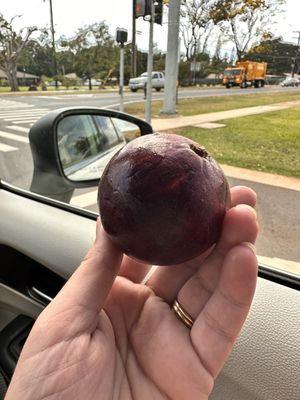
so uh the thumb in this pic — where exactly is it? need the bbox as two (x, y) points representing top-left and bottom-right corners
(51, 218), (123, 313)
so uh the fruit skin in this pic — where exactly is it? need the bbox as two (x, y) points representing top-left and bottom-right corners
(99, 133), (230, 266)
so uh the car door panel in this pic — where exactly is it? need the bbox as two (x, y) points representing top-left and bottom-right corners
(0, 187), (95, 279)
(0, 186), (299, 400)
(212, 278), (300, 400)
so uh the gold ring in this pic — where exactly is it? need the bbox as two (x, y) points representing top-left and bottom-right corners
(172, 299), (194, 329)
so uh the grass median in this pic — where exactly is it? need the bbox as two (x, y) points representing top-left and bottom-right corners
(176, 107), (300, 178)
(124, 90), (300, 117)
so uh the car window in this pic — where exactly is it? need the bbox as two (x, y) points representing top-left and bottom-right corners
(0, 0), (299, 279)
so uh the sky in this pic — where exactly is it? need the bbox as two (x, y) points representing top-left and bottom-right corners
(1, 0), (300, 53)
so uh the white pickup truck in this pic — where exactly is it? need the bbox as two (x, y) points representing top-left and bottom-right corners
(128, 71), (165, 92)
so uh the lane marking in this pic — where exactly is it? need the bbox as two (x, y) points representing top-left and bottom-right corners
(5, 125), (29, 133)
(0, 109), (49, 117)
(70, 189), (98, 208)
(0, 130), (29, 143)
(0, 105), (34, 109)
(4, 114), (46, 122)
(13, 120), (39, 124)
(0, 107), (48, 112)
(0, 142), (18, 152)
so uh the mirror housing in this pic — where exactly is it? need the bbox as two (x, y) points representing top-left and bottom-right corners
(29, 107), (153, 203)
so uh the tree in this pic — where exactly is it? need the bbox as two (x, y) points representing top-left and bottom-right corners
(18, 33), (54, 78)
(0, 14), (37, 91)
(61, 22), (118, 90)
(180, 0), (215, 60)
(210, 0), (284, 60)
(245, 36), (299, 75)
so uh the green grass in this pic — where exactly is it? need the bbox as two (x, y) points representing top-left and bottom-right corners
(124, 90), (300, 117)
(177, 108), (300, 178)
(0, 86), (32, 92)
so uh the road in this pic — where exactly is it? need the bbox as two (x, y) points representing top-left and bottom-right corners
(0, 84), (298, 110)
(0, 87), (299, 265)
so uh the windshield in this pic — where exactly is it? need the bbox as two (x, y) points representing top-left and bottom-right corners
(0, 0), (299, 279)
(224, 69), (242, 76)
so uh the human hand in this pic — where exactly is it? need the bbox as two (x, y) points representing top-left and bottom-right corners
(5, 186), (258, 400)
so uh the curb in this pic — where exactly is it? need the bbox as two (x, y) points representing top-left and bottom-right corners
(221, 165), (300, 192)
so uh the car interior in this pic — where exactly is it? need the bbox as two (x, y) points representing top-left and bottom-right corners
(0, 108), (299, 399)
(0, 0), (300, 398)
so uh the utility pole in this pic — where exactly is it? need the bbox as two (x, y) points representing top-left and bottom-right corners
(162, 0), (181, 115)
(131, 0), (137, 77)
(47, 0), (58, 89)
(292, 31), (300, 77)
(145, 2), (154, 124)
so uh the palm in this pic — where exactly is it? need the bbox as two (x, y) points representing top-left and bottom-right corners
(6, 187), (258, 400)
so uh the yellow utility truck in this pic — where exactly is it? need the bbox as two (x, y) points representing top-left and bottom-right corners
(223, 61), (267, 88)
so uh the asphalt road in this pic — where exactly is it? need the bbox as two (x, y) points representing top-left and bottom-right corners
(0, 84), (298, 110)
(0, 87), (299, 265)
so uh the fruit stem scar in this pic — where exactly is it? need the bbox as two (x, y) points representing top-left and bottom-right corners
(189, 144), (209, 159)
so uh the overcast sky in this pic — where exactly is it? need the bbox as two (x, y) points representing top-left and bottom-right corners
(2, 0), (300, 52)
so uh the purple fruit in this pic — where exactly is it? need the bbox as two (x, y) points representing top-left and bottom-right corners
(98, 133), (230, 265)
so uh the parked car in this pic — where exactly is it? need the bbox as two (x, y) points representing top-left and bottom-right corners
(28, 84), (37, 91)
(280, 76), (299, 87)
(83, 79), (102, 86)
(129, 71), (165, 92)
(46, 80), (62, 87)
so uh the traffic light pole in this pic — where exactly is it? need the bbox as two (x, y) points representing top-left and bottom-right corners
(131, 0), (137, 77)
(119, 43), (125, 112)
(162, 0), (181, 115)
(145, 2), (154, 124)
(116, 28), (128, 112)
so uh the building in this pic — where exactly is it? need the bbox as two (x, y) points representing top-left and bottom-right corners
(0, 69), (40, 86)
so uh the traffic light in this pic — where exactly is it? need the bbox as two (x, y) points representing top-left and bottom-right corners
(135, 0), (152, 18)
(116, 28), (128, 45)
(154, 0), (163, 25)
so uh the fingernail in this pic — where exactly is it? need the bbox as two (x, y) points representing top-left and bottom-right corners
(241, 242), (256, 255)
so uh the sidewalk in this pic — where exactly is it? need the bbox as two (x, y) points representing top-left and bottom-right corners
(152, 99), (300, 131)
(152, 99), (300, 192)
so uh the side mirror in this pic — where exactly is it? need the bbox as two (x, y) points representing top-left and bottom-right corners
(29, 108), (153, 203)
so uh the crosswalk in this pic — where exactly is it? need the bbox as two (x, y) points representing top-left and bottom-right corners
(0, 98), (97, 210)
(0, 99), (50, 153)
